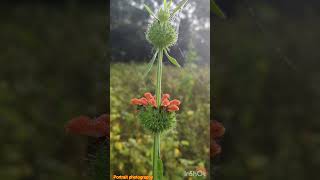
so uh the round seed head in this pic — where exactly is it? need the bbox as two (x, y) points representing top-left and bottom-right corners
(146, 21), (178, 49)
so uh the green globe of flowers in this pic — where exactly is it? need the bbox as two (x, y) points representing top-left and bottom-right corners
(144, 0), (188, 50)
(131, 92), (181, 133)
(138, 106), (176, 133)
(146, 21), (178, 49)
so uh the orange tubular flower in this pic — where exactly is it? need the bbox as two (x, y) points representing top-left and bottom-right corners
(65, 114), (109, 138)
(131, 98), (142, 105)
(169, 99), (181, 106)
(162, 93), (170, 100)
(140, 97), (148, 106)
(131, 93), (181, 112)
(168, 105), (179, 112)
(162, 98), (170, 107)
(210, 120), (225, 158)
(149, 98), (157, 108)
(144, 92), (154, 100)
(211, 120), (225, 139)
(210, 140), (221, 157)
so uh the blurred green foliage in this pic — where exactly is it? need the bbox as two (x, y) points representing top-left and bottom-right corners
(110, 63), (210, 179)
(213, 1), (320, 180)
(0, 2), (107, 180)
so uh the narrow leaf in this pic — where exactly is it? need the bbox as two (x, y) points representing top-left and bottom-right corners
(163, 0), (167, 10)
(164, 50), (181, 68)
(170, 0), (188, 17)
(144, 4), (160, 21)
(211, 0), (226, 18)
(144, 50), (159, 78)
(168, 0), (173, 8)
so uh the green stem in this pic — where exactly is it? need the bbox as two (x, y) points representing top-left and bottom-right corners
(153, 48), (163, 179)
(156, 49), (163, 107)
(153, 133), (161, 179)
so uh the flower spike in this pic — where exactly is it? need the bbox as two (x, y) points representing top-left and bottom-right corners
(141, 0), (188, 177)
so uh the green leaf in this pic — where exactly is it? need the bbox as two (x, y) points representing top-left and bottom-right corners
(170, 0), (188, 18)
(144, 4), (159, 21)
(164, 50), (181, 68)
(211, 0), (226, 18)
(144, 50), (159, 78)
(163, 0), (167, 10)
(168, 0), (173, 8)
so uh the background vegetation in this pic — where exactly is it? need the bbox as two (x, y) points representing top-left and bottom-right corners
(0, 2), (107, 180)
(213, 0), (320, 179)
(110, 63), (210, 179)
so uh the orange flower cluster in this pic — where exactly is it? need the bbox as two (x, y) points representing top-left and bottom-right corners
(210, 120), (225, 158)
(131, 92), (181, 112)
(65, 114), (109, 138)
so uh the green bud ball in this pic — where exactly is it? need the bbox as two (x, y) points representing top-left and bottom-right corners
(138, 106), (176, 133)
(146, 21), (178, 49)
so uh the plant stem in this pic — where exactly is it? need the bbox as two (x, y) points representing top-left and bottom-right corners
(153, 48), (163, 179)
(156, 49), (163, 107)
(153, 133), (161, 179)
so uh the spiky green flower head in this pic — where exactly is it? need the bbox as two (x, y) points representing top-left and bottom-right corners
(138, 106), (176, 133)
(131, 93), (181, 133)
(145, 0), (188, 50)
(146, 21), (177, 49)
